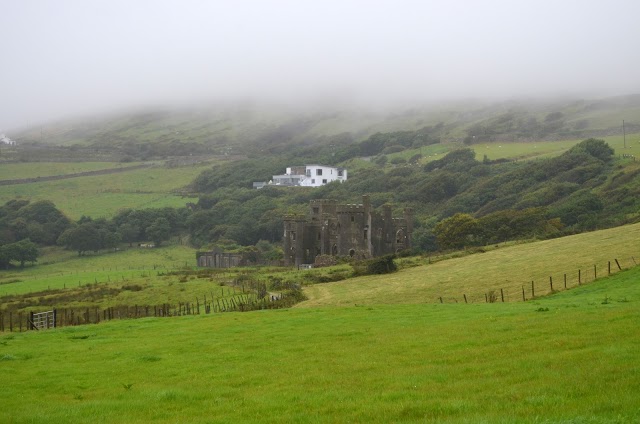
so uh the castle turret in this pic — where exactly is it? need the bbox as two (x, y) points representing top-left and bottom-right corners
(283, 214), (306, 267)
(404, 208), (414, 249)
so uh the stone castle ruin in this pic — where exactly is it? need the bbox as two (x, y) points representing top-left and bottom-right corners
(283, 195), (413, 267)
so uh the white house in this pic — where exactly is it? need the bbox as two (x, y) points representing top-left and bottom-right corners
(261, 165), (347, 188)
(0, 134), (16, 145)
(299, 164), (347, 187)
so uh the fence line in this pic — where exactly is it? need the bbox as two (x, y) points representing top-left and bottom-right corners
(439, 256), (638, 304)
(0, 291), (293, 333)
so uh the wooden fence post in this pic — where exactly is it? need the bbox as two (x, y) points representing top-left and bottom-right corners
(615, 259), (622, 271)
(439, 297), (443, 304)
(594, 264), (597, 280)
(578, 269), (581, 285)
(531, 281), (535, 298)
(463, 294), (468, 304)
(549, 276), (553, 292)
(564, 274), (567, 289)
(608, 261), (611, 275)
(522, 286), (525, 301)
(500, 288), (504, 302)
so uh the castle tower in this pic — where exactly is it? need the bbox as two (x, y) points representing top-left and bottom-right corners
(283, 214), (306, 267)
(404, 208), (414, 249)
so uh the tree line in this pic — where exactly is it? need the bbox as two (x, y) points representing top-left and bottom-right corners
(1, 137), (635, 267)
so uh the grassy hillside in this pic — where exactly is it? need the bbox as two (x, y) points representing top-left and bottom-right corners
(0, 162), (141, 180)
(9, 95), (640, 154)
(0, 162), (213, 219)
(300, 222), (640, 307)
(2, 266), (639, 423)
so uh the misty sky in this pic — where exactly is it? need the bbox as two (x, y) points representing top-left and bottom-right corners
(2, 0), (640, 131)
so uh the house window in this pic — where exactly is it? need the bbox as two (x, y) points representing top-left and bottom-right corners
(316, 169), (322, 176)
(311, 179), (315, 184)
(338, 170), (343, 177)
(306, 169), (311, 177)
(322, 179), (327, 184)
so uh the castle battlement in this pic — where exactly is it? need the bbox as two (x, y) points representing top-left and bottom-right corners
(337, 204), (364, 213)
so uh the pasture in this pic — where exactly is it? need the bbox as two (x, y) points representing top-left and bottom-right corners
(0, 162), (144, 180)
(300, 222), (640, 307)
(0, 163), (212, 219)
(1, 266), (639, 423)
(385, 132), (640, 165)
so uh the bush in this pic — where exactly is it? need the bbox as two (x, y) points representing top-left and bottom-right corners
(352, 254), (398, 276)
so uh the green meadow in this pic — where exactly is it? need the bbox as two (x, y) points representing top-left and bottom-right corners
(0, 162), (142, 180)
(2, 265), (639, 423)
(0, 163), (212, 219)
(387, 132), (640, 165)
(300, 222), (640, 307)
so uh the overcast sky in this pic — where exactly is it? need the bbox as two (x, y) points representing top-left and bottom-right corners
(2, 0), (640, 131)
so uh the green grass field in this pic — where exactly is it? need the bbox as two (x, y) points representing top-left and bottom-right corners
(386, 133), (640, 166)
(2, 265), (639, 423)
(300, 222), (640, 307)
(0, 163), (211, 219)
(0, 162), (147, 180)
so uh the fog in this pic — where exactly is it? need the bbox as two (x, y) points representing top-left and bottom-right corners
(2, 0), (640, 131)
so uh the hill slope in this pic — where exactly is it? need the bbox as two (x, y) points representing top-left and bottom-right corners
(2, 266), (640, 423)
(299, 222), (640, 307)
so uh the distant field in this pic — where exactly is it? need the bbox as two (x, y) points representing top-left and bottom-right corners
(0, 162), (144, 180)
(0, 244), (255, 316)
(0, 163), (212, 219)
(300, 222), (640, 307)
(480, 132), (640, 161)
(2, 267), (639, 423)
(0, 245), (199, 297)
(387, 133), (640, 165)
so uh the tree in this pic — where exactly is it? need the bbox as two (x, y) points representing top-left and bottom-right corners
(146, 218), (171, 246)
(100, 229), (121, 251)
(118, 223), (140, 247)
(434, 213), (480, 250)
(57, 224), (101, 255)
(568, 138), (614, 162)
(10, 239), (39, 267)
